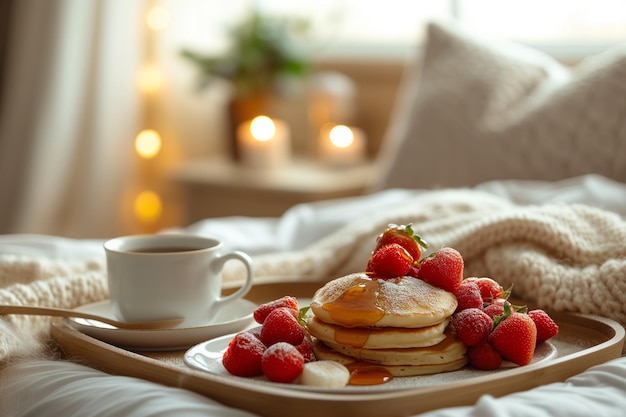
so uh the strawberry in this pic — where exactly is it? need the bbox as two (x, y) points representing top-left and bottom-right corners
(486, 297), (528, 317)
(253, 296), (299, 324)
(528, 309), (559, 344)
(453, 280), (483, 312)
(416, 247), (464, 293)
(366, 243), (413, 278)
(247, 325), (263, 339)
(375, 223), (428, 262)
(222, 331), (266, 377)
(464, 277), (505, 303)
(452, 308), (493, 346)
(261, 342), (305, 383)
(488, 311), (537, 366)
(259, 307), (305, 347)
(407, 264), (420, 278)
(483, 301), (507, 319)
(467, 341), (503, 370)
(295, 334), (317, 363)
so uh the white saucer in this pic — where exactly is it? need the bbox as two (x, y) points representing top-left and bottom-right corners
(69, 299), (256, 351)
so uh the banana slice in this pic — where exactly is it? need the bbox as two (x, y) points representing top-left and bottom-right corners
(299, 360), (350, 388)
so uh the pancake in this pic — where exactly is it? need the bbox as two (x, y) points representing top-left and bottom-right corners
(307, 316), (449, 349)
(313, 339), (468, 377)
(320, 329), (467, 366)
(310, 273), (457, 328)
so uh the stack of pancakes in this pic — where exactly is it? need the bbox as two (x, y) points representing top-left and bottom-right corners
(307, 272), (467, 376)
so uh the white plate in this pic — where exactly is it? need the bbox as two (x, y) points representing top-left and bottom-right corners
(69, 299), (256, 351)
(184, 333), (558, 393)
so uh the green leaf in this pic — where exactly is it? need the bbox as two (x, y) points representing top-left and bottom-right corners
(405, 223), (429, 249)
(492, 302), (512, 330)
(500, 283), (527, 312)
(297, 306), (311, 327)
(513, 304), (528, 314)
(503, 284), (514, 300)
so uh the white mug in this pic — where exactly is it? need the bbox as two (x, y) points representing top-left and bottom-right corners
(104, 234), (253, 327)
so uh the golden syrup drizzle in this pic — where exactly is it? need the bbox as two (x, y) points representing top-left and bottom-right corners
(333, 321), (449, 349)
(345, 362), (393, 386)
(321, 277), (385, 328)
(334, 326), (371, 348)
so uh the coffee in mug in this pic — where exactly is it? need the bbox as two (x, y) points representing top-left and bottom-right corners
(104, 234), (254, 327)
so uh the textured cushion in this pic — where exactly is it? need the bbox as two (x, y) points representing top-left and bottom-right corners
(376, 22), (626, 189)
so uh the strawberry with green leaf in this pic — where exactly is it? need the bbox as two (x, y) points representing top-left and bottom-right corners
(483, 299), (509, 319)
(375, 223), (428, 262)
(488, 304), (537, 366)
(366, 243), (414, 278)
(464, 277), (505, 304)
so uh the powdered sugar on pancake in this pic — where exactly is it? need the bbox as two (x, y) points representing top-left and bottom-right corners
(310, 273), (457, 328)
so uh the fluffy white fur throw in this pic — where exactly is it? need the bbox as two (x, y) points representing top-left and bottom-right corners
(2, 189), (626, 365)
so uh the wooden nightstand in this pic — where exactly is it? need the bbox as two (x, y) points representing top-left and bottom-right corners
(171, 157), (379, 222)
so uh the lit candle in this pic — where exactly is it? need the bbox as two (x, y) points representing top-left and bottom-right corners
(237, 115), (291, 168)
(319, 124), (366, 167)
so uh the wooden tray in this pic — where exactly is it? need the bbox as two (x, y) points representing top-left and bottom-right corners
(51, 281), (625, 417)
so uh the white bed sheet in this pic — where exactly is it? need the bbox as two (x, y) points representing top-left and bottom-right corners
(1, 174), (626, 417)
(1, 174), (624, 260)
(1, 357), (626, 417)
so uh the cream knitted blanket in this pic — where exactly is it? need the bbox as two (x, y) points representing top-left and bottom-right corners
(2, 189), (625, 365)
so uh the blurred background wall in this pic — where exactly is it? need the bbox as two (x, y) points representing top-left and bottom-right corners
(0, 0), (624, 238)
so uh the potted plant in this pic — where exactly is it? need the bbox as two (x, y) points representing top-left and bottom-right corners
(181, 8), (311, 159)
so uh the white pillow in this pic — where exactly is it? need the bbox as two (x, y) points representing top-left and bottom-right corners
(376, 22), (626, 190)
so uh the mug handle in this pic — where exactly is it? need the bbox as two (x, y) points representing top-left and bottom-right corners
(210, 251), (254, 308)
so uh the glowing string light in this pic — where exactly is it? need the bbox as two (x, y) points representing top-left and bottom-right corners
(134, 190), (162, 223)
(135, 129), (162, 159)
(138, 64), (163, 94)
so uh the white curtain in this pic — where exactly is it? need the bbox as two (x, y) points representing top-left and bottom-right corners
(0, 0), (144, 238)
